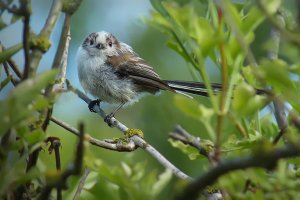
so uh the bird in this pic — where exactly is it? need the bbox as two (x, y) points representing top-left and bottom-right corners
(76, 31), (223, 124)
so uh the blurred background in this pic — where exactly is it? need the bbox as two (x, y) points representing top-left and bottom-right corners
(1, 0), (299, 199)
(0, 0), (218, 198)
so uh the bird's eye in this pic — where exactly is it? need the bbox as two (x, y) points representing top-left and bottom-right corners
(89, 40), (94, 45)
(108, 41), (112, 47)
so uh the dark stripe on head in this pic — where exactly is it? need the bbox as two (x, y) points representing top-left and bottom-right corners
(82, 32), (98, 47)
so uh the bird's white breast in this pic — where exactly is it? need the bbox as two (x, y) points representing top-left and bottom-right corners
(76, 46), (138, 104)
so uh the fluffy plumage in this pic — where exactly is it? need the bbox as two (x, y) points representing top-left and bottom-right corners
(77, 31), (218, 108)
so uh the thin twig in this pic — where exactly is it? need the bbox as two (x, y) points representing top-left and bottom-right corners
(53, 139), (62, 200)
(52, 13), (71, 70)
(52, 14), (71, 92)
(21, 0), (31, 79)
(65, 81), (192, 180)
(3, 62), (19, 86)
(28, 0), (63, 77)
(0, 43), (23, 79)
(73, 167), (90, 200)
(176, 142), (300, 200)
(169, 125), (211, 159)
(256, 0), (300, 45)
(7, 59), (23, 79)
(39, 122), (85, 200)
(50, 116), (137, 152)
(272, 99), (288, 144)
(266, 15), (288, 145)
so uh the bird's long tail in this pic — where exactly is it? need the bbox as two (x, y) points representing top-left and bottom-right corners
(165, 80), (222, 97)
(165, 80), (266, 97)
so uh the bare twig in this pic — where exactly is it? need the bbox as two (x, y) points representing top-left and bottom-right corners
(265, 14), (288, 145)
(51, 114), (191, 180)
(52, 14), (71, 92)
(7, 59), (23, 79)
(3, 62), (19, 86)
(39, 123), (85, 200)
(21, 0), (31, 79)
(73, 167), (90, 200)
(50, 116), (137, 152)
(53, 139), (62, 200)
(44, 138), (63, 200)
(62, 0), (83, 15)
(176, 142), (300, 200)
(65, 80), (192, 180)
(52, 14), (70, 70)
(28, 0), (63, 77)
(272, 99), (288, 144)
(134, 135), (192, 181)
(256, 0), (300, 45)
(169, 125), (211, 159)
(0, 44), (23, 79)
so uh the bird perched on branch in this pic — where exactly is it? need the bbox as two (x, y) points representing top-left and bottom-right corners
(76, 31), (223, 124)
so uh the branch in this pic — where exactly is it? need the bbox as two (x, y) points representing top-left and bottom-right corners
(73, 167), (90, 200)
(256, 0), (300, 46)
(7, 58), (23, 79)
(0, 43), (23, 79)
(39, 122), (85, 200)
(266, 14), (288, 145)
(28, 0), (63, 77)
(52, 18), (70, 92)
(169, 125), (212, 160)
(66, 80), (128, 132)
(50, 116), (137, 152)
(54, 139), (62, 200)
(3, 62), (19, 86)
(176, 142), (300, 200)
(21, 0), (31, 79)
(272, 99), (288, 144)
(64, 81), (192, 180)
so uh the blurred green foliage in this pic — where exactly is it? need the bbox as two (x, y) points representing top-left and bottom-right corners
(1, 0), (300, 199)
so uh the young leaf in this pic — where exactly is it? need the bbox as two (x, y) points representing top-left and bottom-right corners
(0, 43), (23, 64)
(0, 70), (57, 134)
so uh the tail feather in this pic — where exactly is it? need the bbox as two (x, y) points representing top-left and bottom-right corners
(165, 80), (266, 96)
(165, 80), (222, 96)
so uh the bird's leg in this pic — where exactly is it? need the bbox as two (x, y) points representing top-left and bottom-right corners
(88, 99), (101, 112)
(104, 103), (125, 127)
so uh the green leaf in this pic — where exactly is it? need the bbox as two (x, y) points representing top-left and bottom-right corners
(241, 7), (265, 34)
(260, 0), (282, 14)
(0, 75), (12, 91)
(233, 82), (268, 117)
(0, 70), (57, 135)
(168, 139), (201, 160)
(0, 43), (23, 63)
(23, 129), (45, 145)
(151, 169), (172, 196)
(174, 95), (214, 120)
(258, 59), (294, 90)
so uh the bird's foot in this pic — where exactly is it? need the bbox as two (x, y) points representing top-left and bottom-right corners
(88, 99), (101, 112)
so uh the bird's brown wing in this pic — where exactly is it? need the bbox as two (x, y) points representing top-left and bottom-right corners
(106, 53), (173, 93)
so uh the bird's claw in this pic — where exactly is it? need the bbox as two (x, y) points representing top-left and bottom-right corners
(88, 99), (101, 112)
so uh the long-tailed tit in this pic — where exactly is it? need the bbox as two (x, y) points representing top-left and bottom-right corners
(76, 31), (223, 123)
